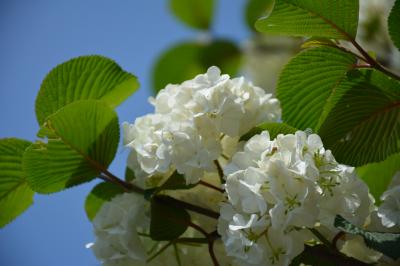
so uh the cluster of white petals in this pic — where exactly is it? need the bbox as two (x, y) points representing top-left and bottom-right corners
(88, 193), (148, 266)
(123, 66), (281, 185)
(218, 131), (373, 266)
(377, 172), (400, 229)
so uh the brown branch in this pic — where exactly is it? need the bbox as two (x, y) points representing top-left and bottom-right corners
(199, 180), (224, 193)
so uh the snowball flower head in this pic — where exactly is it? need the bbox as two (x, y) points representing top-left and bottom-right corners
(123, 66), (281, 186)
(218, 130), (372, 266)
(88, 193), (148, 266)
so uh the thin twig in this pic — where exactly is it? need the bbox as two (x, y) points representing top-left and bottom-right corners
(214, 160), (225, 184)
(199, 180), (224, 193)
(309, 228), (332, 248)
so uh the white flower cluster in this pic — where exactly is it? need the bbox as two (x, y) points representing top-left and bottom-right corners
(88, 193), (148, 266)
(123, 66), (281, 185)
(88, 188), (233, 266)
(218, 131), (372, 266)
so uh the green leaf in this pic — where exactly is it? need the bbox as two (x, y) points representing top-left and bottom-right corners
(125, 167), (135, 182)
(245, 0), (274, 30)
(277, 46), (357, 131)
(388, 0), (400, 51)
(240, 122), (297, 141)
(23, 100), (119, 193)
(152, 40), (241, 92)
(335, 215), (400, 260)
(0, 138), (34, 227)
(169, 0), (214, 30)
(290, 245), (338, 266)
(357, 153), (400, 203)
(84, 182), (124, 221)
(35, 55), (139, 125)
(255, 0), (359, 40)
(159, 171), (198, 191)
(150, 196), (190, 241)
(318, 69), (400, 166)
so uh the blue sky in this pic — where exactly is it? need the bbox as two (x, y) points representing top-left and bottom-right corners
(0, 1), (249, 265)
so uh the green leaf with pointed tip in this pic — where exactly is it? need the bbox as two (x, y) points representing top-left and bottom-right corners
(389, 0), (400, 51)
(245, 0), (274, 30)
(169, 0), (214, 30)
(335, 215), (400, 260)
(240, 122), (297, 141)
(152, 40), (241, 92)
(0, 138), (34, 228)
(35, 55), (139, 125)
(159, 171), (198, 191)
(150, 196), (190, 241)
(277, 46), (357, 131)
(85, 182), (124, 221)
(255, 0), (359, 40)
(357, 153), (400, 203)
(24, 100), (119, 193)
(318, 69), (400, 166)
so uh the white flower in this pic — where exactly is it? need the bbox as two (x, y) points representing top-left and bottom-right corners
(123, 66), (281, 185)
(123, 114), (172, 177)
(219, 130), (373, 265)
(89, 193), (148, 266)
(377, 172), (400, 228)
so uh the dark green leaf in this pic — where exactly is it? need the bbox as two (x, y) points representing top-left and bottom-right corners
(335, 215), (400, 260)
(0, 138), (34, 227)
(357, 153), (400, 203)
(319, 69), (400, 166)
(24, 100), (119, 193)
(36, 55), (139, 125)
(277, 46), (357, 131)
(85, 182), (124, 220)
(159, 171), (198, 191)
(245, 0), (274, 30)
(255, 0), (359, 40)
(388, 0), (400, 51)
(150, 196), (190, 241)
(152, 40), (241, 92)
(125, 167), (135, 182)
(240, 122), (297, 141)
(169, 0), (214, 30)
(290, 244), (367, 266)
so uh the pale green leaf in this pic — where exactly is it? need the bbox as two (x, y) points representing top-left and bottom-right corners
(240, 122), (297, 141)
(169, 0), (214, 30)
(0, 138), (34, 227)
(85, 182), (124, 221)
(357, 153), (400, 203)
(335, 215), (400, 260)
(150, 196), (190, 241)
(36, 55), (139, 125)
(318, 69), (400, 166)
(24, 100), (119, 193)
(277, 46), (357, 131)
(256, 0), (359, 40)
(388, 0), (400, 51)
(152, 40), (241, 92)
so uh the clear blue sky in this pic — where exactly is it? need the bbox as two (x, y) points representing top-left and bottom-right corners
(0, 1), (249, 265)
